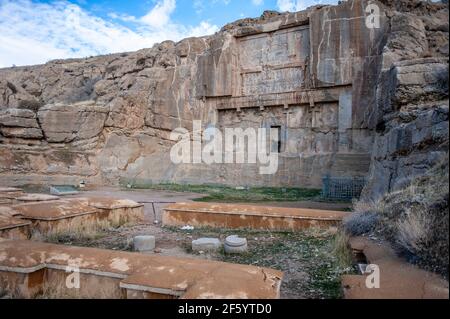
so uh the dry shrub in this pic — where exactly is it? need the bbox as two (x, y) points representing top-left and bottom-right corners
(332, 230), (353, 268)
(306, 226), (338, 238)
(39, 278), (119, 299)
(32, 218), (108, 242)
(35, 207), (144, 243)
(108, 207), (145, 228)
(343, 212), (380, 237)
(343, 197), (385, 236)
(39, 282), (78, 299)
(388, 191), (449, 277)
(346, 156), (449, 278)
(396, 207), (434, 253)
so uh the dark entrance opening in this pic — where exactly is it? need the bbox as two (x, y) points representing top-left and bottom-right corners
(271, 125), (282, 153)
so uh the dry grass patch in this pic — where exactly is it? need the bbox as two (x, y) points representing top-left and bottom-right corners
(332, 230), (353, 269)
(344, 156), (449, 278)
(35, 208), (145, 243)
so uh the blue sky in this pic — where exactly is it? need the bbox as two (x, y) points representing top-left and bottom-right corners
(56, 0), (338, 29)
(0, 0), (338, 67)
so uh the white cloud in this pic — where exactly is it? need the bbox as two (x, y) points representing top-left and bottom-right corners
(188, 21), (220, 37)
(252, 0), (264, 5)
(141, 0), (176, 28)
(195, 0), (231, 14)
(276, 0), (331, 11)
(0, 0), (218, 68)
(107, 12), (137, 23)
(276, 0), (307, 11)
(193, 0), (205, 14)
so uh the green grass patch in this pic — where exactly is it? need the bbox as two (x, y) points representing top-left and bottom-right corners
(125, 183), (321, 202)
(167, 225), (355, 299)
(216, 230), (353, 299)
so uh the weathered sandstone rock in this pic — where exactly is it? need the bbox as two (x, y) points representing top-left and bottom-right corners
(37, 101), (108, 143)
(0, 0), (447, 200)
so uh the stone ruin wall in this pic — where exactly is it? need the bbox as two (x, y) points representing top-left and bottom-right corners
(0, 0), (448, 199)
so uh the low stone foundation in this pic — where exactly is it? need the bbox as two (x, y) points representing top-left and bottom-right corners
(163, 202), (347, 231)
(0, 195), (145, 239)
(0, 240), (283, 299)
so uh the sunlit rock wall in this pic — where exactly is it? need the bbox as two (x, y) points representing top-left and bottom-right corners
(0, 0), (447, 198)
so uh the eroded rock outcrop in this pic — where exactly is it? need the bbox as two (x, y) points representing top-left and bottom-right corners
(362, 0), (449, 199)
(37, 101), (108, 143)
(0, 108), (42, 139)
(0, 0), (448, 199)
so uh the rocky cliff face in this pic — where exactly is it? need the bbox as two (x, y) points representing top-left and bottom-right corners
(0, 0), (448, 200)
(362, 0), (449, 199)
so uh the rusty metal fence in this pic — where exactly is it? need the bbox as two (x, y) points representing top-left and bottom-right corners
(321, 176), (366, 200)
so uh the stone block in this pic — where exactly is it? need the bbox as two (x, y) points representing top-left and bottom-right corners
(0, 127), (43, 139)
(191, 238), (222, 252)
(133, 235), (156, 252)
(0, 108), (39, 128)
(224, 235), (248, 254)
(37, 102), (108, 143)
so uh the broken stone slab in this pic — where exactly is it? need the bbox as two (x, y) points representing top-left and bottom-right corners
(224, 235), (248, 254)
(0, 187), (23, 193)
(16, 194), (60, 202)
(133, 235), (156, 252)
(192, 238), (222, 252)
(0, 188), (26, 205)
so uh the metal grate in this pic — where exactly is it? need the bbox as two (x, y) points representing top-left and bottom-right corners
(321, 175), (366, 200)
(49, 185), (79, 196)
